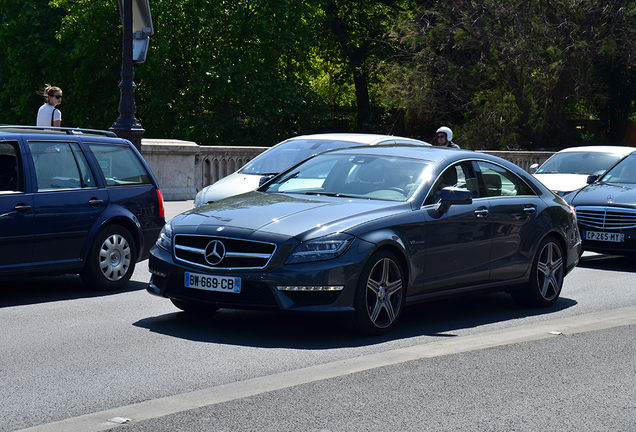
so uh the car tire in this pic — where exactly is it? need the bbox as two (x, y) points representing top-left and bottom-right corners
(511, 235), (564, 307)
(349, 250), (405, 336)
(171, 298), (219, 315)
(81, 225), (137, 291)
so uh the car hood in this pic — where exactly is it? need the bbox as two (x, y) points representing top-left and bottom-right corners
(533, 173), (590, 195)
(173, 191), (408, 239)
(197, 172), (264, 204)
(570, 182), (636, 208)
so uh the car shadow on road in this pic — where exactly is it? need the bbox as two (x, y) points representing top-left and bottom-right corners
(133, 292), (577, 350)
(577, 253), (636, 273)
(0, 276), (148, 308)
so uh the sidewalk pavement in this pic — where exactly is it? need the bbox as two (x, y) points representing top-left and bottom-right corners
(164, 199), (194, 221)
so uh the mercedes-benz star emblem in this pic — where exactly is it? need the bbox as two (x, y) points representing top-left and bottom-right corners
(607, 194), (614, 203)
(205, 240), (226, 265)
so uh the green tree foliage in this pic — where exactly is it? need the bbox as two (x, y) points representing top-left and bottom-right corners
(385, 0), (636, 149)
(314, 0), (415, 132)
(0, 0), (66, 124)
(1, 0), (332, 146)
(1, 1), (636, 148)
(132, 0), (331, 145)
(50, 0), (122, 130)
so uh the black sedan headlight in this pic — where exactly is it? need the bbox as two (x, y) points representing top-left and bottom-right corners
(156, 221), (174, 252)
(286, 233), (354, 264)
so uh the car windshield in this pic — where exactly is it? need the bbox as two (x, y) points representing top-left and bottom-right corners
(240, 139), (374, 175)
(264, 153), (431, 202)
(536, 151), (623, 175)
(600, 154), (636, 184)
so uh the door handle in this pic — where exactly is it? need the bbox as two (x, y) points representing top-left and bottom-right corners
(524, 206), (537, 214)
(88, 199), (104, 206)
(14, 204), (32, 212)
(474, 207), (489, 217)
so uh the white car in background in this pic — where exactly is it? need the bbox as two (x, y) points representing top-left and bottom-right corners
(193, 133), (432, 207)
(531, 145), (636, 197)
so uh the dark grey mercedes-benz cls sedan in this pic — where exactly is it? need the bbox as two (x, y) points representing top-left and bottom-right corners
(148, 145), (581, 335)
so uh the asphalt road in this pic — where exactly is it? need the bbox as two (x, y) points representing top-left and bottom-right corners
(1, 200), (635, 432)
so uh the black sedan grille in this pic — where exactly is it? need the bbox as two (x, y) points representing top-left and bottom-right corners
(575, 206), (636, 230)
(174, 234), (276, 269)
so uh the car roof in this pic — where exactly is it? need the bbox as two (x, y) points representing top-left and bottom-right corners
(0, 125), (119, 139)
(286, 133), (431, 146)
(311, 144), (550, 194)
(552, 145), (636, 155)
(321, 143), (465, 160)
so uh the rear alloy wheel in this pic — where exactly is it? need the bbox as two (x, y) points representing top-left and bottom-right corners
(81, 225), (136, 291)
(351, 250), (405, 335)
(512, 235), (564, 307)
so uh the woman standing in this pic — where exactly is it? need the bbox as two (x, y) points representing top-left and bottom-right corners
(36, 85), (63, 127)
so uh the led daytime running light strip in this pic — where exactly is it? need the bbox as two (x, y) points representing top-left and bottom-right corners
(276, 285), (344, 292)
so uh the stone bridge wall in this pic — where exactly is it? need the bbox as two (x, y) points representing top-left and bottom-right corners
(140, 138), (554, 201)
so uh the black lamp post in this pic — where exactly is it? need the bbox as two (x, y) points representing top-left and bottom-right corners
(111, 0), (151, 150)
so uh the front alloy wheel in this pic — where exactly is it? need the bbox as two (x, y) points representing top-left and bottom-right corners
(351, 250), (405, 335)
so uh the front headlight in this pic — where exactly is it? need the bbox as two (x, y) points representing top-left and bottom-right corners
(286, 233), (354, 264)
(193, 189), (209, 208)
(156, 221), (174, 251)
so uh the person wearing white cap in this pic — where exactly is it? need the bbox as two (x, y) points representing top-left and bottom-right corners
(435, 126), (459, 149)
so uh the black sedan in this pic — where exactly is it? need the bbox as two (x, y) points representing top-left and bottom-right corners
(569, 152), (636, 256)
(148, 145), (581, 335)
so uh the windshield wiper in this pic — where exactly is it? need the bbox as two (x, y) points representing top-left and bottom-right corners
(304, 191), (356, 198)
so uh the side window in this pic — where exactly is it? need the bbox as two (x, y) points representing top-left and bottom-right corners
(425, 162), (478, 204)
(454, 163), (480, 198)
(476, 161), (535, 197)
(0, 141), (23, 192)
(28, 141), (95, 191)
(86, 143), (152, 186)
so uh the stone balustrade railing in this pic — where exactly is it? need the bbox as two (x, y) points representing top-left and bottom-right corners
(140, 138), (554, 201)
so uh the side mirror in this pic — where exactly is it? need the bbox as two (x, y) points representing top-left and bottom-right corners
(586, 174), (599, 184)
(529, 163), (539, 174)
(259, 174), (275, 187)
(438, 187), (472, 213)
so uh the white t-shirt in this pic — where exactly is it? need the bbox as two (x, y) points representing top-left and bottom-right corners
(36, 104), (62, 126)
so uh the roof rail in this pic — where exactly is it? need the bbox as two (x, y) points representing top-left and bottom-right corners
(0, 125), (118, 138)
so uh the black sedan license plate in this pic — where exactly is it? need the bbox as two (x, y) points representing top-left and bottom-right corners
(583, 231), (624, 242)
(184, 272), (241, 293)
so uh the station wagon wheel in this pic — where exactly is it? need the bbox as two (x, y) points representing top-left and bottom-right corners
(351, 250), (405, 335)
(512, 235), (564, 307)
(81, 225), (137, 291)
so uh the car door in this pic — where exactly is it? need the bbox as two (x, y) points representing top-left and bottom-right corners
(0, 140), (34, 270)
(476, 160), (544, 281)
(28, 140), (109, 267)
(419, 162), (494, 294)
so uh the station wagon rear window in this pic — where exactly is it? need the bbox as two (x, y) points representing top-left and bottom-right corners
(86, 143), (152, 186)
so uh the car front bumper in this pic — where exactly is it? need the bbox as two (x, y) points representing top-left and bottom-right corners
(146, 241), (375, 313)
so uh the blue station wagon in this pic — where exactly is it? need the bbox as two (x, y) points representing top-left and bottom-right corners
(0, 126), (165, 290)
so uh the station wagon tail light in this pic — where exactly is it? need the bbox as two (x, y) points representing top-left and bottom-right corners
(157, 188), (165, 218)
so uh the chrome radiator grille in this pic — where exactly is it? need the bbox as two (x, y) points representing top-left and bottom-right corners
(575, 206), (636, 230)
(174, 235), (276, 270)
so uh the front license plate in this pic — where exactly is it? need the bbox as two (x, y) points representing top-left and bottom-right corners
(184, 272), (241, 293)
(583, 231), (625, 242)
